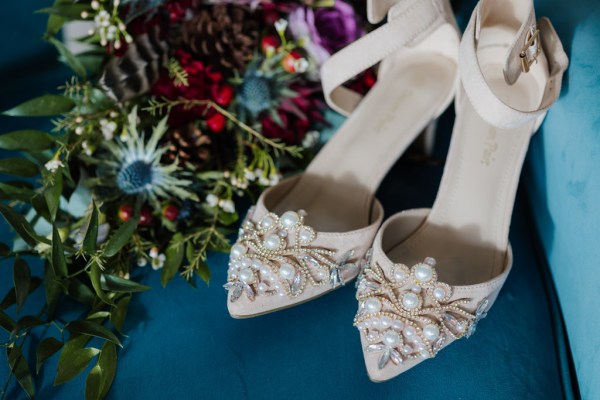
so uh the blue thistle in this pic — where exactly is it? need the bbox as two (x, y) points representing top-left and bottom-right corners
(116, 160), (154, 194)
(239, 74), (273, 116)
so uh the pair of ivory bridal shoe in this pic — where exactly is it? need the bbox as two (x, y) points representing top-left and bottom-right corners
(224, 0), (568, 382)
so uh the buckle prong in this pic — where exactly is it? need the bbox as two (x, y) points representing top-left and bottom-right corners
(520, 27), (541, 73)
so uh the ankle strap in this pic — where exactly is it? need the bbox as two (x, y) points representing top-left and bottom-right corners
(321, 0), (456, 117)
(459, 0), (569, 129)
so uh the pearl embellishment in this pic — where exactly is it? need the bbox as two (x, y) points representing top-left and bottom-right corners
(280, 211), (300, 228)
(231, 244), (246, 259)
(364, 298), (382, 313)
(383, 331), (401, 347)
(414, 263), (433, 283)
(402, 292), (419, 309)
(393, 266), (406, 282)
(260, 216), (275, 229)
(433, 287), (446, 300)
(298, 228), (313, 243)
(279, 263), (295, 280)
(263, 234), (281, 250)
(423, 324), (440, 341)
(238, 268), (254, 284)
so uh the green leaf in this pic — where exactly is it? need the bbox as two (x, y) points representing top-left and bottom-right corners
(54, 335), (98, 386)
(37, 4), (90, 20)
(8, 346), (35, 398)
(0, 310), (16, 333)
(13, 258), (31, 313)
(196, 258), (211, 285)
(102, 274), (151, 293)
(0, 182), (35, 201)
(1, 278), (41, 310)
(14, 315), (44, 332)
(66, 320), (122, 347)
(87, 311), (111, 320)
(0, 241), (9, 256)
(89, 261), (112, 305)
(161, 233), (184, 287)
(82, 201), (99, 254)
(36, 337), (63, 374)
(51, 226), (68, 277)
(85, 342), (117, 400)
(103, 218), (138, 258)
(32, 193), (52, 222)
(49, 37), (87, 78)
(44, 170), (63, 221)
(66, 279), (96, 306)
(44, 264), (62, 319)
(0, 130), (55, 151)
(3, 95), (75, 117)
(110, 295), (130, 334)
(218, 211), (239, 226)
(0, 203), (45, 247)
(0, 158), (39, 177)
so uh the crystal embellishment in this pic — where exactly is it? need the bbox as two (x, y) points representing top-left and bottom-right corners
(354, 258), (483, 369)
(225, 210), (357, 302)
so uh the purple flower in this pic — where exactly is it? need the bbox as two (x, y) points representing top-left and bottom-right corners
(289, 1), (362, 66)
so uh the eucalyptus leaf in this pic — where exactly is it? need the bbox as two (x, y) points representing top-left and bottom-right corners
(82, 201), (99, 254)
(110, 295), (131, 334)
(13, 258), (31, 313)
(67, 279), (96, 306)
(45, 264), (62, 318)
(102, 274), (151, 293)
(54, 335), (98, 386)
(37, 4), (90, 20)
(0, 277), (41, 310)
(49, 37), (87, 78)
(86, 342), (117, 400)
(51, 225), (68, 277)
(8, 345), (35, 398)
(0, 310), (16, 333)
(90, 261), (113, 305)
(66, 320), (122, 347)
(196, 259), (211, 285)
(14, 315), (44, 332)
(3, 95), (75, 117)
(36, 337), (63, 373)
(103, 218), (138, 257)
(0, 158), (39, 177)
(161, 233), (184, 287)
(0, 203), (46, 247)
(32, 193), (52, 223)
(44, 170), (63, 221)
(0, 130), (55, 151)
(0, 182), (35, 201)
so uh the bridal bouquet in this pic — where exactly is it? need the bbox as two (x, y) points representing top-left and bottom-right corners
(0, 0), (374, 398)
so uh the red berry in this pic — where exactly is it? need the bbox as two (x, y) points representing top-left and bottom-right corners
(282, 50), (302, 73)
(118, 204), (134, 222)
(213, 84), (234, 106)
(139, 207), (154, 226)
(163, 204), (179, 221)
(261, 35), (280, 54)
(207, 113), (226, 132)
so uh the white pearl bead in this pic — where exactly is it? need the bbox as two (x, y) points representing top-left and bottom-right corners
(383, 331), (401, 347)
(268, 276), (276, 283)
(240, 257), (252, 268)
(402, 292), (419, 309)
(363, 320), (371, 328)
(416, 342), (427, 351)
(230, 261), (241, 270)
(251, 259), (262, 270)
(230, 273), (237, 280)
(414, 263), (433, 282)
(393, 267), (406, 282)
(238, 268), (254, 284)
(371, 319), (381, 330)
(281, 211), (299, 228)
(231, 244), (246, 259)
(392, 320), (404, 331)
(424, 257), (437, 267)
(260, 266), (270, 275)
(260, 216), (275, 229)
(274, 283), (282, 290)
(423, 324), (440, 341)
(367, 331), (378, 340)
(257, 283), (268, 293)
(279, 263), (295, 280)
(402, 344), (413, 354)
(298, 228), (313, 243)
(403, 326), (416, 338)
(277, 229), (288, 238)
(411, 285), (421, 293)
(317, 270), (327, 279)
(433, 287), (446, 300)
(364, 298), (382, 313)
(263, 234), (281, 250)
(381, 317), (392, 328)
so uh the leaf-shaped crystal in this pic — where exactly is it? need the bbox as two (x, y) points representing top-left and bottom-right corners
(243, 283), (255, 301)
(389, 349), (403, 365)
(329, 267), (343, 288)
(366, 344), (385, 352)
(290, 272), (302, 295)
(432, 335), (445, 354)
(378, 349), (391, 370)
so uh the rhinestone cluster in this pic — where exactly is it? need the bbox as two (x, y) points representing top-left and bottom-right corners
(355, 257), (488, 370)
(224, 209), (357, 302)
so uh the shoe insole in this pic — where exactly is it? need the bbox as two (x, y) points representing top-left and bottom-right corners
(272, 53), (457, 233)
(386, 26), (547, 285)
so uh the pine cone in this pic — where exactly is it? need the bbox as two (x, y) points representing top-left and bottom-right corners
(164, 123), (212, 168)
(177, 4), (259, 74)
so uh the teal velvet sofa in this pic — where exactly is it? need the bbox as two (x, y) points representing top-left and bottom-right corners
(1, 0), (598, 398)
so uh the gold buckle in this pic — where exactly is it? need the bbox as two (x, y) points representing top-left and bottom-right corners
(520, 27), (541, 73)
